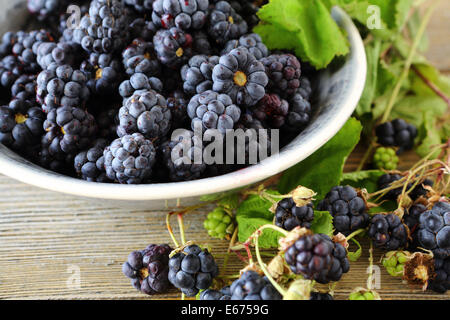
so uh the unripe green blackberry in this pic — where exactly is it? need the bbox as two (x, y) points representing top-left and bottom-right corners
(382, 251), (410, 277)
(203, 207), (235, 240)
(348, 290), (377, 300)
(373, 147), (399, 170)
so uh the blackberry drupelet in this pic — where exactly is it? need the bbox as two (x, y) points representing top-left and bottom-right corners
(253, 93), (289, 129)
(212, 47), (268, 107)
(162, 129), (206, 182)
(317, 186), (369, 236)
(192, 31), (214, 56)
(81, 52), (123, 96)
(36, 41), (83, 70)
(260, 54), (302, 99)
(72, 0), (130, 54)
(122, 244), (173, 295)
(153, 27), (193, 69)
(417, 202), (450, 255)
(375, 119), (418, 154)
(0, 32), (18, 58)
(124, 0), (155, 14)
(428, 252), (450, 293)
(368, 214), (408, 250)
(284, 233), (350, 284)
(404, 203), (427, 248)
(377, 173), (434, 201)
(208, 1), (248, 46)
(168, 244), (219, 297)
(283, 88), (312, 133)
(275, 197), (314, 231)
(166, 90), (189, 128)
(187, 90), (241, 134)
(181, 55), (219, 95)
(221, 33), (269, 60)
(298, 77), (312, 101)
(119, 73), (163, 103)
(129, 18), (158, 42)
(229, 271), (282, 300)
(200, 287), (231, 300)
(117, 89), (172, 140)
(103, 133), (157, 184)
(9, 74), (37, 113)
(74, 139), (110, 182)
(152, 0), (209, 30)
(36, 63), (90, 113)
(0, 55), (25, 89)
(122, 38), (161, 78)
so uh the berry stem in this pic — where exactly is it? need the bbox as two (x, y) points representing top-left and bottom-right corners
(346, 228), (366, 242)
(412, 65), (450, 107)
(166, 212), (180, 248)
(367, 242), (374, 290)
(356, 141), (376, 172)
(221, 227), (239, 275)
(177, 213), (187, 246)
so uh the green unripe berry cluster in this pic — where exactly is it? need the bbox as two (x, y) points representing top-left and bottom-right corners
(349, 291), (376, 300)
(204, 207), (235, 240)
(373, 147), (399, 170)
(382, 251), (409, 277)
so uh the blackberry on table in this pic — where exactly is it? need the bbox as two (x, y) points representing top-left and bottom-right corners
(428, 252), (450, 293)
(72, 0), (130, 54)
(36, 63), (90, 113)
(375, 119), (418, 154)
(181, 55), (219, 95)
(104, 133), (157, 184)
(153, 27), (193, 69)
(122, 244), (173, 295)
(117, 89), (172, 140)
(404, 203), (427, 249)
(418, 202), (450, 255)
(377, 173), (433, 201)
(284, 233), (350, 284)
(162, 129), (207, 182)
(81, 53), (123, 96)
(368, 214), (408, 250)
(212, 47), (268, 107)
(166, 90), (189, 128)
(200, 287), (231, 300)
(229, 271), (282, 300)
(119, 73), (163, 103)
(122, 38), (161, 78)
(152, 0), (209, 30)
(187, 90), (241, 134)
(317, 186), (369, 236)
(275, 197), (314, 231)
(36, 41), (83, 70)
(208, 1), (248, 46)
(74, 139), (110, 183)
(260, 54), (302, 99)
(283, 88), (312, 133)
(221, 33), (269, 60)
(168, 244), (219, 297)
(254, 93), (289, 129)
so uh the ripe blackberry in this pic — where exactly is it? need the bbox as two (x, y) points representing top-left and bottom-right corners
(9, 74), (38, 112)
(122, 39), (161, 78)
(212, 47), (268, 107)
(162, 129), (206, 181)
(260, 54), (302, 99)
(418, 202), (450, 255)
(122, 244), (173, 295)
(117, 90), (172, 140)
(81, 53), (123, 96)
(0, 32), (18, 58)
(208, 1), (248, 46)
(221, 33), (269, 60)
(0, 55), (26, 89)
(95, 105), (120, 140)
(229, 271), (282, 300)
(253, 94), (289, 129)
(166, 90), (189, 128)
(375, 119), (418, 154)
(373, 147), (399, 170)
(119, 73), (164, 103)
(298, 77), (312, 101)
(283, 88), (312, 133)
(0, 105), (44, 151)
(404, 203), (427, 248)
(153, 27), (193, 69)
(310, 292), (334, 300)
(317, 186), (369, 236)
(124, 0), (155, 13)
(200, 287), (231, 300)
(204, 207), (235, 239)
(72, 0), (130, 54)
(275, 197), (314, 231)
(27, 0), (69, 21)
(181, 55), (219, 95)
(187, 90), (241, 134)
(168, 244), (219, 297)
(377, 173), (434, 201)
(74, 139), (110, 183)
(428, 253), (450, 293)
(192, 31), (214, 56)
(41, 106), (97, 169)
(368, 214), (408, 250)
(236, 108), (267, 131)
(36, 63), (90, 113)
(152, 0), (209, 30)
(35, 41), (83, 70)
(129, 18), (158, 42)
(103, 133), (157, 184)
(284, 233), (350, 284)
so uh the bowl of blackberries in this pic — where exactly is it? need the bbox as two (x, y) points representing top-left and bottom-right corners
(0, 0), (366, 208)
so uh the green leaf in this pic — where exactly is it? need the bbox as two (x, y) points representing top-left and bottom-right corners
(341, 170), (385, 193)
(311, 211), (334, 237)
(218, 193), (240, 211)
(416, 112), (443, 159)
(255, 0), (349, 69)
(347, 238), (363, 262)
(278, 118), (362, 199)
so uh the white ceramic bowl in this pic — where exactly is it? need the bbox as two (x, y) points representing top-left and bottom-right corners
(0, 4), (367, 209)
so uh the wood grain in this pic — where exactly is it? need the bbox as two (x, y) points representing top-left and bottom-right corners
(0, 3), (449, 300)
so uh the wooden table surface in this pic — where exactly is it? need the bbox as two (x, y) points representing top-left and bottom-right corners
(0, 3), (449, 300)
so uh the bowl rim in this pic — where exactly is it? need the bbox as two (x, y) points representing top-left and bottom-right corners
(0, 6), (367, 201)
